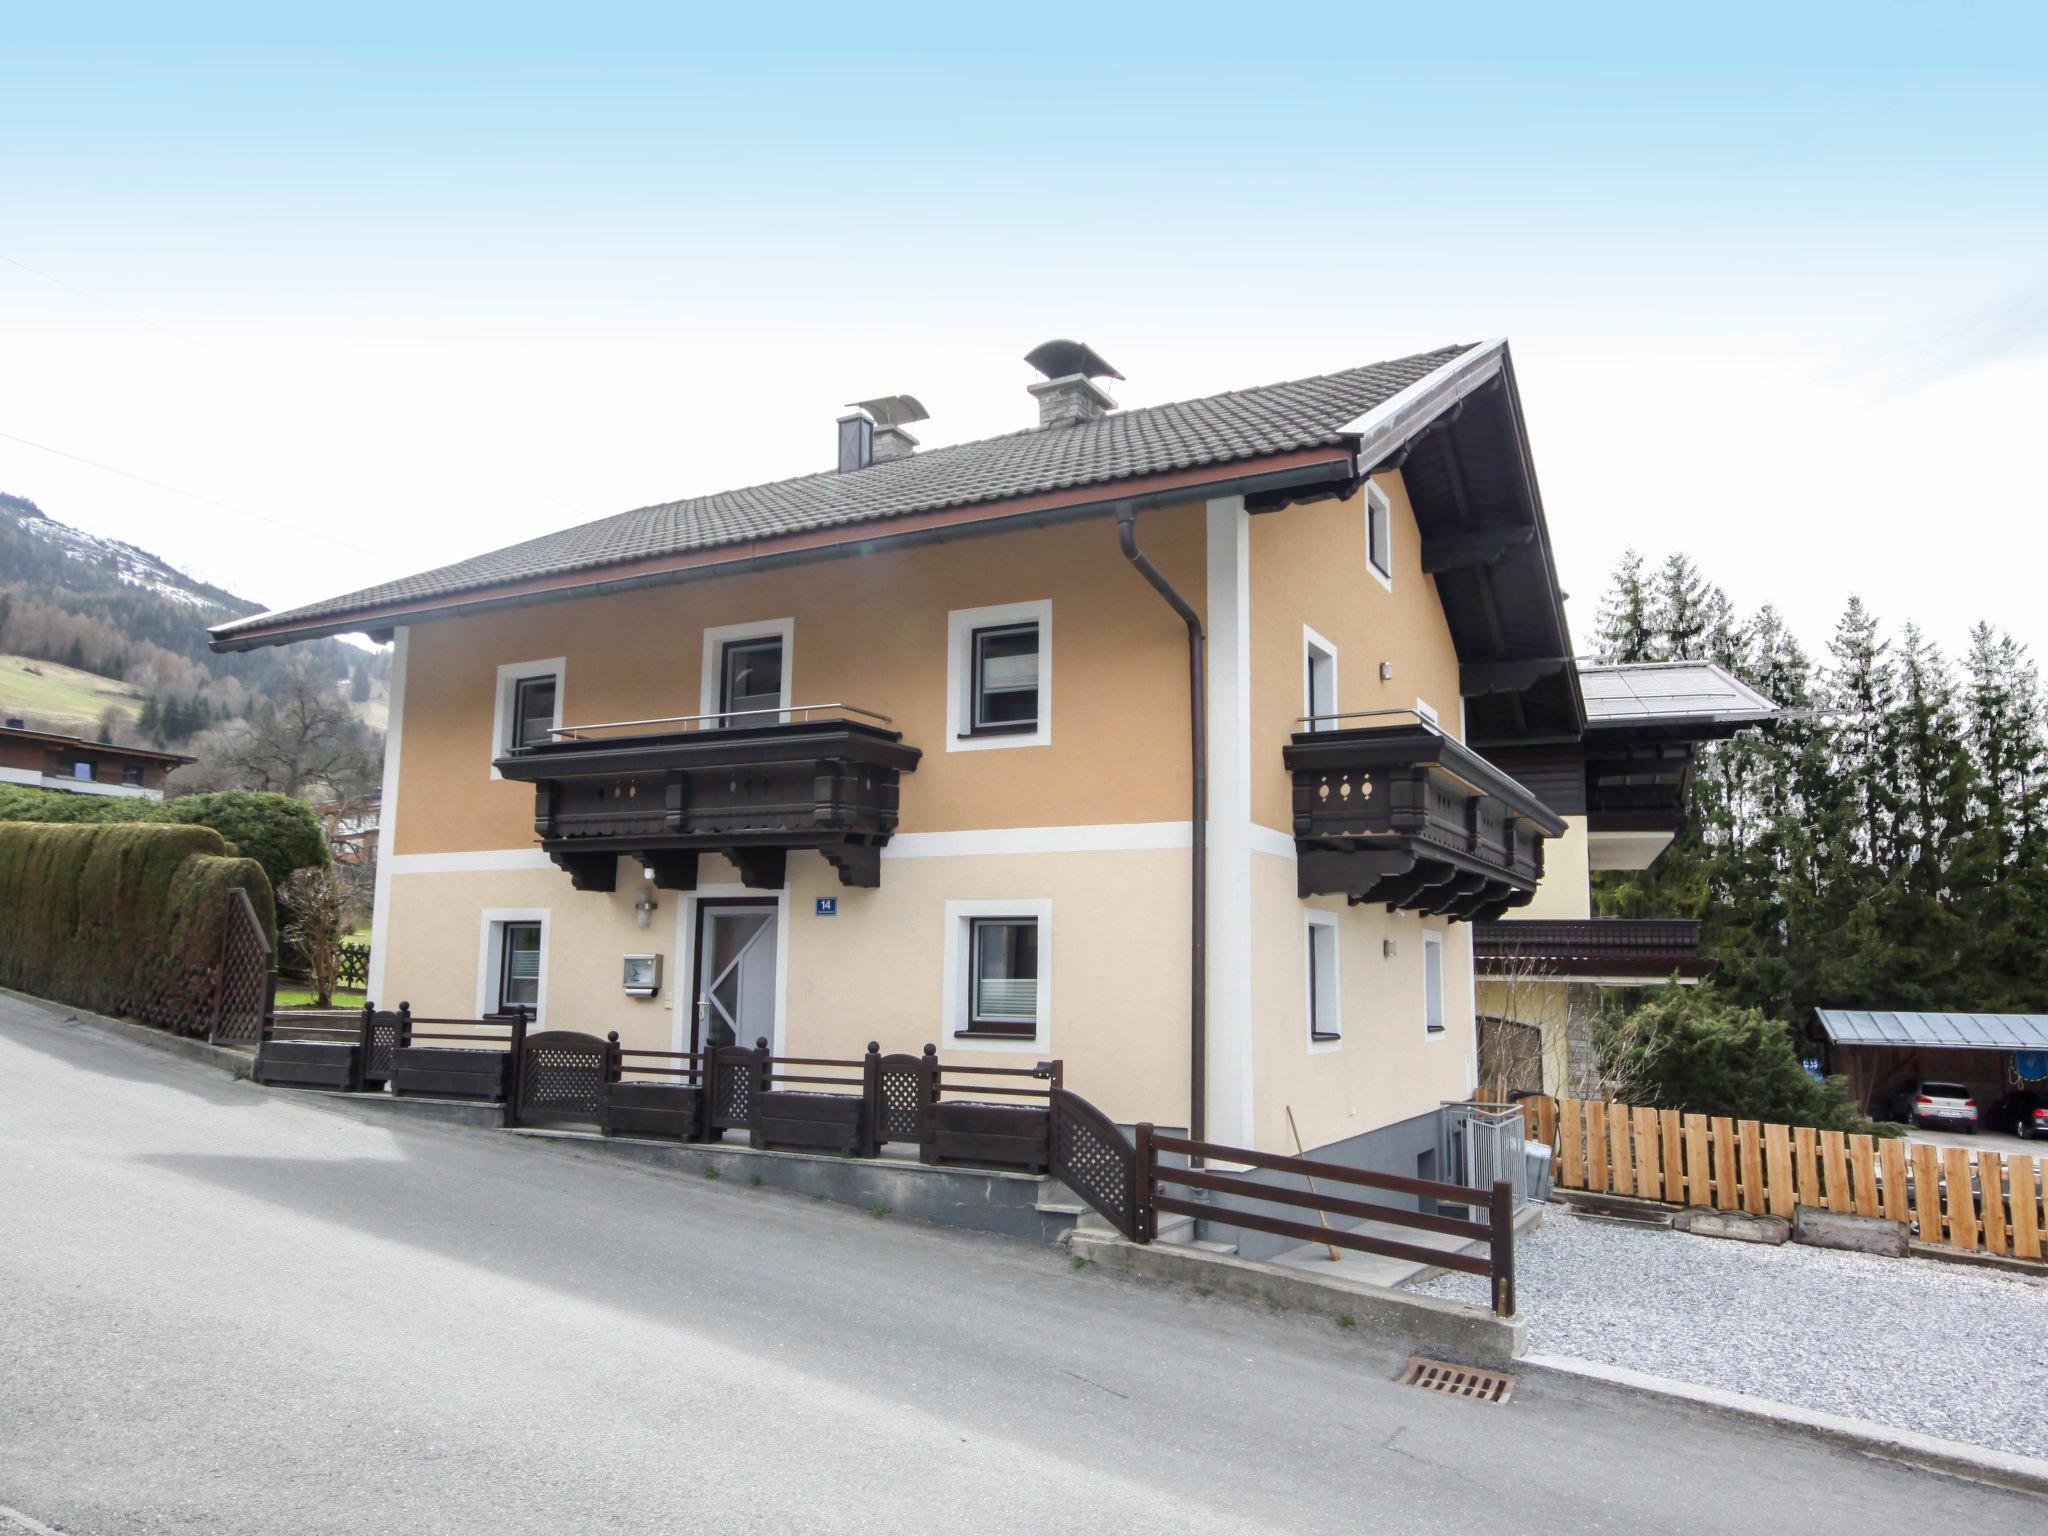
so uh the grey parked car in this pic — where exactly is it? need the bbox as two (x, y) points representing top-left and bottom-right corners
(1886, 1079), (1979, 1132)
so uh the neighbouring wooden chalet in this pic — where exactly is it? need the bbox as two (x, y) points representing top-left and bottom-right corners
(0, 717), (193, 800)
(212, 337), (1749, 1181)
(1475, 661), (1778, 1094)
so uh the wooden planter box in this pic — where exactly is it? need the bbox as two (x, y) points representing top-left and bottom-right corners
(390, 1046), (510, 1102)
(926, 1101), (1051, 1173)
(254, 1040), (360, 1091)
(752, 1090), (866, 1156)
(603, 1081), (705, 1141)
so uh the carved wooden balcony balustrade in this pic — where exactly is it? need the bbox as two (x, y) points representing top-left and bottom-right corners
(1283, 714), (1567, 921)
(1473, 917), (1713, 980)
(493, 704), (921, 891)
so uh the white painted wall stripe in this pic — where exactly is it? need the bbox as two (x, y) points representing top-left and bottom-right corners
(1205, 494), (1256, 1147)
(884, 822), (1190, 858)
(387, 848), (557, 875)
(366, 625), (408, 1002)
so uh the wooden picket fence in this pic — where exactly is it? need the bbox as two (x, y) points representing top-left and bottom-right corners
(1521, 1094), (2046, 1262)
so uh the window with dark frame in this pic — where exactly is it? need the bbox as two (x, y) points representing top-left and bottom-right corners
(121, 765), (144, 786)
(1366, 484), (1392, 581)
(1308, 920), (1340, 1041)
(497, 922), (542, 1014)
(969, 623), (1039, 735)
(510, 675), (557, 749)
(965, 916), (1038, 1035)
(719, 635), (784, 724)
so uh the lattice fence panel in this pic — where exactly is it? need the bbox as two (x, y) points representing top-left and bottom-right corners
(877, 1058), (929, 1142)
(211, 888), (274, 1045)
(713, 1050), (757, 1126)
(1051, 1089), (1138, 1240)
(365, 1013), (403, 1082)
(521, 1040), (607, 1118)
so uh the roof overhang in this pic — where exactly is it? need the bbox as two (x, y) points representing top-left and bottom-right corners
(209, 445), (1356, 652)
(1345, 341), (1583, 746)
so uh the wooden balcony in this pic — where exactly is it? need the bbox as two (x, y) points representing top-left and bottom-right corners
(1473, 918), (1713, 980)
(1284, 718), (1567, 920)
(494, 705), (921, 891)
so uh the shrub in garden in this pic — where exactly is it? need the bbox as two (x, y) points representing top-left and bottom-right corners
(0, 784), (327, 897)
(1597, 985), (1892, 1135)
(0, 821), (275, 1027)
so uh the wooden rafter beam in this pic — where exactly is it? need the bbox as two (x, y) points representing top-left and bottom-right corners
(1420, 525), (1534, 575)
(1460, 656), (1571, 696)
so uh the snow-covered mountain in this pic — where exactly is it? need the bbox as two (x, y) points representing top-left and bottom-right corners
(0, 491), (256, 619)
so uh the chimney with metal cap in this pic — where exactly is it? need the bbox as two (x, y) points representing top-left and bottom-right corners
(847, 394), (929, 465)
(1024, 339), (1124, 428)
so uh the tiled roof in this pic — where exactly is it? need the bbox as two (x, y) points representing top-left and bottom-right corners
(214, 344), (1473, 639)
(1578, 661), (1777, 729)
(1816, 1010), (2048, 1053)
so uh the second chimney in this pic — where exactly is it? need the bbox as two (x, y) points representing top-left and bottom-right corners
(840, 394), (929, 472)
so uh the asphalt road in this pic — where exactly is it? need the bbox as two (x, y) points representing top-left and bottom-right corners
(2, 992), (2039, 1535)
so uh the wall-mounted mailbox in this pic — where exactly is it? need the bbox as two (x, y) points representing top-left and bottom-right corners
(622, 953), (662, 999)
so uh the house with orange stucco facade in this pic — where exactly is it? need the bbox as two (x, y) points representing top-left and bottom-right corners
(214, 337), (1646, 1188)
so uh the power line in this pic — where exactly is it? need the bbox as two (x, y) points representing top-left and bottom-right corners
(0, 428), (387, 558)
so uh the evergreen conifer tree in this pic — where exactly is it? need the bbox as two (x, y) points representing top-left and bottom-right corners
(1594, 548), (1657, 662)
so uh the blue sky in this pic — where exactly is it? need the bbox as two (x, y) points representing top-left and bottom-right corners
(4, 3), (2045, 664)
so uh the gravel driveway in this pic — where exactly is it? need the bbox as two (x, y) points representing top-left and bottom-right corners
(1410, 1210), (2048, 1459)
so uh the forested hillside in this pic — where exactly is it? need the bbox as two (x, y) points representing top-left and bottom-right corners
(0, 490), (388, 748)
(1592, 552), (2047, 1041)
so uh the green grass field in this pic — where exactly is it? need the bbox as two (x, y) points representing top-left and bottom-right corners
(0, 654), (144, 732)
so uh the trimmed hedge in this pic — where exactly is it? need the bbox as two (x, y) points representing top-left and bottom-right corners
(0, 821), (276, 1029)
(0, 786), (327, 896)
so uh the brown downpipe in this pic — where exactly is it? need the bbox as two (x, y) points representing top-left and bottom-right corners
(1115, 504), (1205, 1154)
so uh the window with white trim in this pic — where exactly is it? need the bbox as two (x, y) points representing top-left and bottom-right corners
(698, 618), (794, 726)
(1306, 911), (1340, 1045)
(491, 657), (566, 776)
(1304, 627), (1338, 731)
(943, 897), (1052, 1050)
(1365, 481), (1393, 586)
(1423, 929), (1445, 1035)
(947, 600), (1052, 751)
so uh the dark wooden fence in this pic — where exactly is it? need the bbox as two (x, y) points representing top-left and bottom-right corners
(1136, 1127), (1518, 1316)
(337, 941), (370, 991)
(250, 999), (1521, 1315)
(209, 887), (276, 1045)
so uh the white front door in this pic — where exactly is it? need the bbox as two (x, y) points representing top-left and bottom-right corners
(695, 903), (778, 1052)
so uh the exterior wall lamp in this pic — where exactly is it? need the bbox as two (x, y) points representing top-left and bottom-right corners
(635, 876), (659, 929)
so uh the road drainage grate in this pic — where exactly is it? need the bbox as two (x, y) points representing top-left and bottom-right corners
(1399, 1356), (1516, 1404)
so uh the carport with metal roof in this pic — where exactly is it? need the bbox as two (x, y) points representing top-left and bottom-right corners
(1816, 1009), (2048, 1118)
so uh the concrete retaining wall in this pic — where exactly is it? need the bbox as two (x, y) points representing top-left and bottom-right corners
(513, 1128), (1073, 1243)
(1071, 1231), (1525, 1365)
